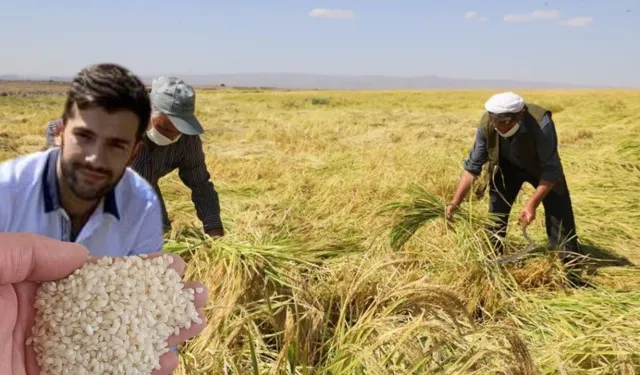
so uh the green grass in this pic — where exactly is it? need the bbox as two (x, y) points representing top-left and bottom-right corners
(1, 86), (639, 374)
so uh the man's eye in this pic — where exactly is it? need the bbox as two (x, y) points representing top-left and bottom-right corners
(110, 143), (128, 150)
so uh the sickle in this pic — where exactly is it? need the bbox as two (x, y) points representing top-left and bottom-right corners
(492, 225), (537, 265)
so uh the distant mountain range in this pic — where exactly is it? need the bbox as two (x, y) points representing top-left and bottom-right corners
(0, 73), (625, 89)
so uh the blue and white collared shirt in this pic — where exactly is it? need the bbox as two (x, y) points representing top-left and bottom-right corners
(0, 148), (164, 256)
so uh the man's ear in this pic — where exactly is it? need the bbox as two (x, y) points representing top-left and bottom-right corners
(56, 121), (65, 135)
(54, 122), (66, 147)
(127, 141), (142, 166)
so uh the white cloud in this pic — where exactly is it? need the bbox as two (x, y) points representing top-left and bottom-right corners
(308, 8), (355, 20)
(464, 11), (489, 22)
(559, 16), (593, 27)
(503, 9), (560, 23)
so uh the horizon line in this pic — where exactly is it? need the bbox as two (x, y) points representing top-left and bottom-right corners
(0, 72), (634, 89)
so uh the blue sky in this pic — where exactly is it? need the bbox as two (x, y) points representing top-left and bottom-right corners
(1, 0), (638, 86)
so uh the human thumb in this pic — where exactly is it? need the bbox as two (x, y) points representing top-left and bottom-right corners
(0, 232), (89, 284)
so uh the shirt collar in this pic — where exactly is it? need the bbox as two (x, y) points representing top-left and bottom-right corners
(41, 148), (120, 220)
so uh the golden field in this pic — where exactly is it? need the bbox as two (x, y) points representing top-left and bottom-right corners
(1, 82), (639, 374)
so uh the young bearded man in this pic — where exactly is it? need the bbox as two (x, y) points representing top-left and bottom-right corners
(0, 63), (164, 256)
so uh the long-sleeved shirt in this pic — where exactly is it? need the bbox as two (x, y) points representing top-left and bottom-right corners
(132, 135), (223, 232)
(44, 120), (223, 233)
(463, 113), (564, 184)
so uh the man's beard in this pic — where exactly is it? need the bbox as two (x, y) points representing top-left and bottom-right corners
(59, 142), (121, 201)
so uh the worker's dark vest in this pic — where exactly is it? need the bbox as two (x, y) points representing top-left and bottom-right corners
(474, 103), (553, 197)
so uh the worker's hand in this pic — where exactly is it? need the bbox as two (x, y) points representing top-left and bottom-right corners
(206, 228), (224, 238)
(0, 233), (89, 375)
(519, 204), (536, 227)
(0, 233), (208, 375)
(445, 203), (459, 222)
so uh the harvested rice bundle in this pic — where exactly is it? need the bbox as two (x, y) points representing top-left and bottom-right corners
(26, 254), (202, 375)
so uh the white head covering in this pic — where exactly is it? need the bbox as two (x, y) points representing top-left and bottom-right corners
(484, 92), (525, 114)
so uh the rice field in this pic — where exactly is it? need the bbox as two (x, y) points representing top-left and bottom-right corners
(1, 82), (639, 374)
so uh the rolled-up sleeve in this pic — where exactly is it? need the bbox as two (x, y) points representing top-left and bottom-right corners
(463, 127), (488, 176)
(535, 113), (563, 183)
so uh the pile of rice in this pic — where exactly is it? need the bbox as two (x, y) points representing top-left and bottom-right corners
(26, 254), (202, 375)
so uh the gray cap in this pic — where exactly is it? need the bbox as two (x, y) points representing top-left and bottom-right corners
(150, 76), (204, 135)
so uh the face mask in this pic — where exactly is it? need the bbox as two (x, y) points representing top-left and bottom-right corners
(146, 127), (181, 146)
(497, 122), (520, 138)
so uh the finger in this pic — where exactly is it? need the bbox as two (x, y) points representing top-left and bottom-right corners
(166, 307), (206, 347)
(165, 253), (185, 277)
(152, 351), (179, 375)
(0, 233), (89, 284)
(0, 285), (18, 374)
(14, 281), (41, 375)
(167, 283), (208, 346)
(184, 281), (208, 309)
(138, 252), (185, 277)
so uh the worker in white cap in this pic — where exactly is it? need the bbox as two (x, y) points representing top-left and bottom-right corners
(446, 91), (581, 263)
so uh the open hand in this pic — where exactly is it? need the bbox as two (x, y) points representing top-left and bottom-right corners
(0, 233), (208, 375)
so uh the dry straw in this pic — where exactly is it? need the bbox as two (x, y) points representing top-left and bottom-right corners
(3, 85), (640, 374)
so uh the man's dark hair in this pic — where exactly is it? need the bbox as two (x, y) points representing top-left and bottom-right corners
(62, 63), (151, 141)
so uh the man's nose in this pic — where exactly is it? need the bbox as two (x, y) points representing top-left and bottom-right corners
(84, 143), (109, 168)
